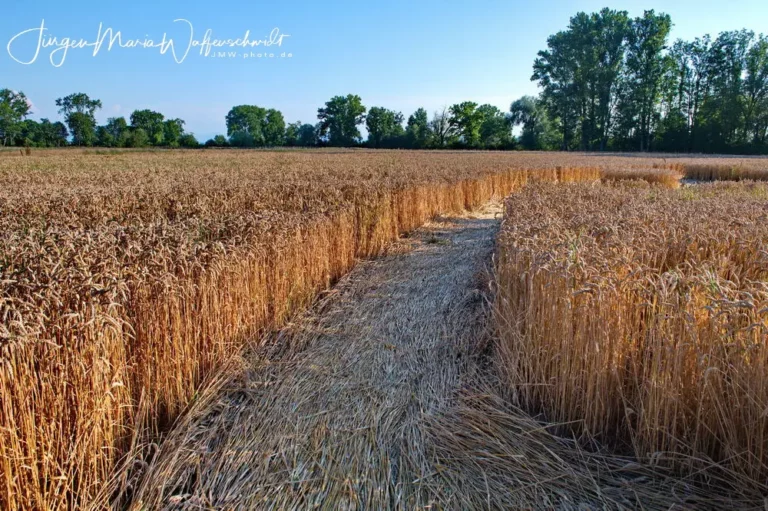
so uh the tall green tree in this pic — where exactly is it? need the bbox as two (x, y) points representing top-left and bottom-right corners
(67, 112), (97, 146)
(366, 107), (404, 148)
(405, 108), (432, 148)
(226, 105), (266, 139)
(263, 109), (285, 146)
(533, 9), (630, 150)
(477, 104), (513, 149)
(678, 36), (711, 151)
(657, 32), (763, 152)
(317, 94), (366, 147)
(700, 30), (754, 151)
(104, 117), (129, 147)
(0, 89), (31, 146)
(532, 29), (580, 149)
(225, 105), (285, 146)
(55, 92), (101, 118)
(655, 39), (697, 150)
(163, 118), (185, 147)
(130, 109), (165, 145)
(285, 121), (302, 146)
(56, 92), (101, 146)
(510, 96), (559, 150)
(37, 119), (68, 147)
(528, 8), (768, 154)
(449, 102), (483, 147)
(743, 35), (768, 148)
(298, 124), (319, 146)
(616, 10), (672, 151)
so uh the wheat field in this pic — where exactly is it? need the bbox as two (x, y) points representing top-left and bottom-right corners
(495, 180), (768, 494)
(1, 149), (767, 509)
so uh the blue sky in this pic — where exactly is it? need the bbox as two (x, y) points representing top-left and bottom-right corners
(2, 0), (767, 141)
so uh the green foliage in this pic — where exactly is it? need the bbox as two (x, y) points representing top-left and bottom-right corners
(652, 30), (768, 153)
(104, 117), (129, 147)
(19, 119), (40, 147)
(0, 89), (31, 146)
(510, 96), (560, 150)
(229, 130), (256, 148)
(285, 122), (318, 147)
(284, 121), (301, 146)
(67, 112), (97, 146)
(317, 94), (366, 146)
(263, 109), (285, 146)
(130, 110), (165, 145)
(125, 128), (149, 148)
(178, 133), (200, 148)
(20, 118), (69, 147)
(448, 102), (483, 147)
(226, 105), (285, 146)
(205, 135), (230, 148)
(226, 105), (264, 138)
(366, 107), (405, 148)
(477, 104), (514, 149)
(530, 8), (768, 153)
(95, 125), (115, 148)
(614, 11), (672, 151)
(56, 93), (101, 147)
(298, 124), (319, 146)
(163, 119), (185, 148)
(55, 92), (102, 118)
(533, 8), (630, 151)
(9, 13), (768, 157)
(406, 108), (432, 148)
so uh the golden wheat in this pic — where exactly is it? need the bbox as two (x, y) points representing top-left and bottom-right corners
(683, 162), (768, 181)
(0, 150), (597, 510)
(495, 180), (768, 489)
(2, 149), (766, 510)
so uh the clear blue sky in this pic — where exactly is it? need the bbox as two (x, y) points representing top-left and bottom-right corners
(2, 0), (767, 141)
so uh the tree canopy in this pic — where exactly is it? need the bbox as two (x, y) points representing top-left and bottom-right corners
(225, 105), (285, 147)
(317, 94), (366, 147)
(0, 89), (32, 146)
(366, 107), (405, 148)
(527, 8), (768, 153)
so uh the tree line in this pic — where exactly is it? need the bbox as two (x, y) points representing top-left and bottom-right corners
(212, 97), (515, 149)
(526, 8), (768, 153)
(0, 89), (516, 150)
(1, 8), (765, 153)
(0, 90), (200, 149)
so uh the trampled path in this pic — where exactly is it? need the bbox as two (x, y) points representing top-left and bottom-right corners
(129, 203), (723, 510)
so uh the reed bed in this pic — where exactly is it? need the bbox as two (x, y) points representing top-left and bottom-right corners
(495, 180), (768, 490)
